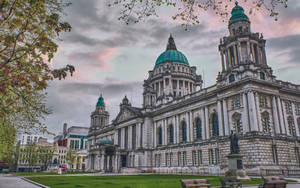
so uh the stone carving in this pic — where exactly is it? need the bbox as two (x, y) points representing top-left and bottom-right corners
(230, 130), (239, 154)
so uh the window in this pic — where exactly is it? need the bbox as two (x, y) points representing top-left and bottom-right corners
(229, 74), (235, 83)
(198, 150), (203, 165)
(288, 116), (296, 136)
(70, 140), (74, 149)
(169, 124), (174, 144)
(34, 136), (38, 142)
(232, 113), (242, 133)
(183, 151), (187, 166)
(158, 127), (162, 145)
(296, 105), (300, 115)
(170, 153), (173, 167)
(118, 129), (121, 146)
(178, 152), (182, 166)
(260, 72), (266, 80)
(215, 148), (220, 164)
(261, 112), (271, 133)
(165, 153), (169, 166)
(75, 140), (79, 149)
(272, 145), (279, 165)
(285, 101), (292, 114)
(212, 113), (219, 137)
(232, 95), (241, 108)
(296, 148), (300, 166)
(209, 149), (214, 165)
(195, 118), (202, 140)
(260, 95), (268, 108)
(181, 121), (187, 142)
(192, 151), (197, 166)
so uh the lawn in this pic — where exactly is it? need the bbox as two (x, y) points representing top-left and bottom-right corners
(27, 174), (268, 188)
(14, 171), (94, 176)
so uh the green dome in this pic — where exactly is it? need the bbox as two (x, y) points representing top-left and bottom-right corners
(96, 95), (105, 106)
(229, 2), (249, 25)
(96, 139), (113, 146)
(155, 50), (189, 67)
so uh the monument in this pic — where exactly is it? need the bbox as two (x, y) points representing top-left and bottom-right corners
(226, 131), (249, 180)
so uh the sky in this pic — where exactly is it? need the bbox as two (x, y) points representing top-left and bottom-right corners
(44, 0), (300, 138)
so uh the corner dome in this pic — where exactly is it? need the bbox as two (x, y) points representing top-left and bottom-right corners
(229, 2), (250, 25)
(96, 94), (105, 106)
(155, 34), (189, 67)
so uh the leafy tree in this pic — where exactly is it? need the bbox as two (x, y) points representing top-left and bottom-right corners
(0, 0), (74, 161)
(66, 148), (76, 170)
(109, 0), (288, 26)
(38, 146), (53, 171)
(0, 124), (16, 162)
(23, 142), (39, 172)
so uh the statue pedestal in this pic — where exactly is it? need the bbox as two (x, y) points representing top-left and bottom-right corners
(226, 154), (250, 181)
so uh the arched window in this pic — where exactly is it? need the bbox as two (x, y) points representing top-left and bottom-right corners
(181, 121), (187, 142)
(261, 111), (271, 133)
(232, 113), (242, 133)
(158, 127), (162, 145)
(195, 118), (202, 140)
(212, 113), (219, 136)
(288, 116), (296, 136)
(168, 124), (174, 144)
(229, 74), (235, 83)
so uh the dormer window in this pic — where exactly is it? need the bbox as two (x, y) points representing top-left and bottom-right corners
(229, 74), (235, 83)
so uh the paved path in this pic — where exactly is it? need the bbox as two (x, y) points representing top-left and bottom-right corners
(0, 175), (40, 188)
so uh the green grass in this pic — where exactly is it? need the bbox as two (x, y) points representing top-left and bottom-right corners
(14, 171), (94, 176)
(27, 174), (270, 188)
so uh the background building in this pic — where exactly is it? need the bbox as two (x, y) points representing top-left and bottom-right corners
(53, 123), (89, 170)
(87, 3), (300, 175)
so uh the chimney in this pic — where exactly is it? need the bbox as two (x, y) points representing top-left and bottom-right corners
(63, 123), (67, 135)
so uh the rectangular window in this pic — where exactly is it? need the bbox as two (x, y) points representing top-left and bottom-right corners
(85, 141), (88, 149)
(183, 151), (187, 166)
(178, 152), (181, 166)
(295, 148), (300, 166)
(272, 145), (279, 165)
(209, 149), (214, 165)
(232, 95), (241, 109)
(170, 153), (173, 167)
(75, 140), (79, 149)
(192, 151), (197, 166)
(70, 140), (74, 149)
(285, 101), (292, 114)
(198, 150), (203, 165)
(165, 153), (169, 167)
(260, 95), (268, 108)
(215, 148), (220, 164)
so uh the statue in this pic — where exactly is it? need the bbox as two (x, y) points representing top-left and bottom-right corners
(230, 130), (239, 154)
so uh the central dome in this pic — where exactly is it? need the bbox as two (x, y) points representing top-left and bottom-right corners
(155, 34), (189, 67)
(155, 50), (189, 67)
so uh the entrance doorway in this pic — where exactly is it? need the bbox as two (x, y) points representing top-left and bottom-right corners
(121, 155), (127, 168)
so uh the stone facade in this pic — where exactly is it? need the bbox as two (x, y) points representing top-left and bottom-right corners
(87, 3), (300, 175)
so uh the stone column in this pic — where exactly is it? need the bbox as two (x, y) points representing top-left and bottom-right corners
(173, 115), (177, 144)
(242, 92), (249, 133)
(220, 52), (225, 72)
(205, 106), (210, 139)
(277, 97), (286, 134)
(200, 107), (206, 139)
(223, 99), (229, 135)
(114, 131), (118, 145)
(165, 119), (168, 145)
(292, 103), (300, 136)
(254, 92), (262, 132)
(128, 126), (132, 149)
(185, 112), (190, 142)
(136, 123), (141, 148)
(272, 96), (281, 134)
(217, 100), (224, 136)
(233, 45), (238, 65)
(247, 41), (251, 60)
(153, 122), (157, 147)
(225, 50), (229, 70)
(247, 91), (258, 131)
(282, 100), (290, 135)
(177, 115), (180, 143)
(189, 111), (194, 142)
(227, 48), (232, 67)
(121, 128), (125, 149)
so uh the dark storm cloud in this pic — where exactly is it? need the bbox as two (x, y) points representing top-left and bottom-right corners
(63, 32), (100, 46)
(268, 34), (300, 64)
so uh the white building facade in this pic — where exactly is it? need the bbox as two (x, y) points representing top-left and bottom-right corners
(87, 3), (300, 175)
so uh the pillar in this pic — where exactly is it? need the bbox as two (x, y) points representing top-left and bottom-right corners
(292, 103), (300, 137)
(154, 122), (157, 147)
(121, 128), (125, 149)
(189, 111), (194, 142)
(177, 115), (180, 143)
(242, 92), (249, 133)
(128, 126), (132, 149)
(272, 96), (281, 134)
(277, 97), (286, 134)
(136, 123), (141, 148)
(220, 52), (225, 72)
(223, 99), (229, 135)
(200, 107), (206, 139)
(217, 100), (224, 136)
(205, 106), (210, 138)
(247, 91), (258, 131)
(282, 100), (290, 135)
(254, 92), (262, 132)
(185, 112), (190, 142)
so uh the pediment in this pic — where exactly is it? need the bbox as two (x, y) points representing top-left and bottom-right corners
(114, 107), (140, 124)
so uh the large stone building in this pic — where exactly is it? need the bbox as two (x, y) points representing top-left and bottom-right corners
(87, 3), (300, 175)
